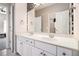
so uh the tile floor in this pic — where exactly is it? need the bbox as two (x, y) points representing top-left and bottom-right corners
(0, 49), (20, 56)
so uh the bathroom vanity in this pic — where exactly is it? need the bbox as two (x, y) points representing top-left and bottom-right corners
(16, 34), (79, 56)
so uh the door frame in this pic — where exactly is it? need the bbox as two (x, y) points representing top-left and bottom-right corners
(9, 3), (15, 52)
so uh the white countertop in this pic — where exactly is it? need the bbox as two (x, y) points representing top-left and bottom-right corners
(16, 33), (79, 51)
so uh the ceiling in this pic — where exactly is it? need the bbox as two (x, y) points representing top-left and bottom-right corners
(35, 3), (56, 11)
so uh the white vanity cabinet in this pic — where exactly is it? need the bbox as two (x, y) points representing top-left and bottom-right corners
(16, 36), (79, 56)
(34, 40), (79, 56)
(17, 36), (56, 56)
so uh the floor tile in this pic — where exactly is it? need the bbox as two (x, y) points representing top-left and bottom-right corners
(0, 49), (20, 56)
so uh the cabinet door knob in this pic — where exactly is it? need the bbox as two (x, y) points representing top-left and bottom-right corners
(62, 52), (66, 56)
(31, 41), (32, 43)
(43, 54), (46, 56)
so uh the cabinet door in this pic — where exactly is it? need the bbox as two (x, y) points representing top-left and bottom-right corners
(17, 41), (23, 55)
(57, 47), (72, 56)
(17, 36), (25, 56)
(32, 47), (43, 56)
(23, 42), (32, 56)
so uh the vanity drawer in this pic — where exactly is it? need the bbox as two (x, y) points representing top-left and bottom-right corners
(57, 47), (72, 56)
(35, 41), (56, 55)
(25, 38), (35, 46)
(17, 36), (35, 46)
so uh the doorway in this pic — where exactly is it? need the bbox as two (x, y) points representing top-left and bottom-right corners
(0, 3), (12, 51)
(0, 4), (7, 50)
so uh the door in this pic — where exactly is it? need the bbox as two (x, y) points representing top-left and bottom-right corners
(34, 16), (42, 32)
(0, 4), (9, 49)
(55, 10), (69, 34)
(9, 4), (15, 52)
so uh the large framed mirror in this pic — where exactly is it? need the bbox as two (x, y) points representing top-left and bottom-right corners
(27, 3), (74, 35)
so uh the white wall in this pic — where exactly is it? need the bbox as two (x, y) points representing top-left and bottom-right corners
(28, 9), (35, 33)
(15, 3), (27, 35)
(74, 3), (79, 39)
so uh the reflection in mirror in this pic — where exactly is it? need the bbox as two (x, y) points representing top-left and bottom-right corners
(34, 16), (42, 32)
(27, 3), (74, 35)
(49, 10), (70, 34)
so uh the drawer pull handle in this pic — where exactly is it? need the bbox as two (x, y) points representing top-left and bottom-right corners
(40, 52), (43, 54)
(62, 52), (66, 56)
